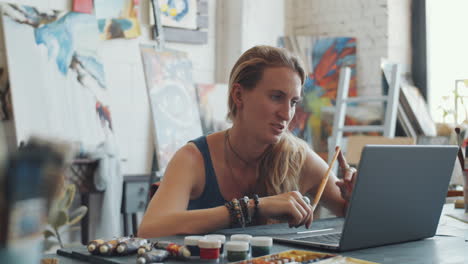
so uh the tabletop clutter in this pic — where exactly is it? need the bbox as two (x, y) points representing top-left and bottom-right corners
(85, 234), (377, 264)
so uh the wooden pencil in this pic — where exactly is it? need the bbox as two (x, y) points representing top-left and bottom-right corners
(311, 146), (341, 211)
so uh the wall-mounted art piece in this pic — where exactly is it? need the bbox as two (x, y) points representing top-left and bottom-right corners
(195, 83), (230, 135)
(94, 0), (141, 40)
(72, 0), (94, 14)
(140, 46), (203, 173)
(279, 36), (357, 152)
(158, 0), (197, 29)
(150, 0), (208, 44)
(2, 4), (113, 147)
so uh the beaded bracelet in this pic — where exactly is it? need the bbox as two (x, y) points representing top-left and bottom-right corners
(239, 196), (251, 224)
(225, 200), (238, 227)
(253, 194), (260, 221)
(232, 198), (245, 227)
(225, 195), (261, 228)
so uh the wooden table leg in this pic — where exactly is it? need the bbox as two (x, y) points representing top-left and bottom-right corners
(81, 193), (89, 245)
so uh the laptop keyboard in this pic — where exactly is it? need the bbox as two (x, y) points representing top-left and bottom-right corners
(295, 232), (341, 245)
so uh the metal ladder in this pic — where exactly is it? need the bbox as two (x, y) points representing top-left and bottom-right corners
(328, 64), (401, 166)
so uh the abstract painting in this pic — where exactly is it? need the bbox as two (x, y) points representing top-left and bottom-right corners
(196, 83), (230, 135)
(2, 4), (113, 146)
(72, 0), (94, 14)
(158, 0), (197, 30)
(279, 36), (357, 152)
(140, 46), (203, 173)
(94, 0), (141, 40)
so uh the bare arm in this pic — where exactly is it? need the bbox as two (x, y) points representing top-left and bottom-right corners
(138, 143), (230, 237)
(299, 149), (347, 217)
(139, 143), (320, 237)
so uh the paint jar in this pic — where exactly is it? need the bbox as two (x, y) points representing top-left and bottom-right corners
(198, 238), (221, 261)
(204, 234), (226, 255)
(184, 235), (203, 258)
(225, 241), (249, 262)
(230, 234), (252, 255)
(250, 236), (273, 257)
(230, 234), (252, 243)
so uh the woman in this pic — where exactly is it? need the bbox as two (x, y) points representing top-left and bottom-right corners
(138, 45), (356, 238)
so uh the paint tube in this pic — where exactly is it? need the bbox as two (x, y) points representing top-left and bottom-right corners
(87, 239), (105, 254)
(137, 243), (153, 256)
(98, 237), (130, 256)
(136, 249), (169, 264)
(115, 237), (150, 255)
(153, 241), (191, 259)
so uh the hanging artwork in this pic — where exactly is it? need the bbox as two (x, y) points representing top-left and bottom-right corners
(2, 4), (113, 146)
(279, 36), (357, 152)
(158, 0), (197, 30)
(195, 83), (230, 135)
(94, 0), (141, 40)
(72, 0), (94, 14)
(140, 46), (203, 173)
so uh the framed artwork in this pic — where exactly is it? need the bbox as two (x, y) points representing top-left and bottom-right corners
(140, 46), (203, 173)
(149, 0), (208, 44)
(2, 4), (112, 146)
(158, 0), (197, 30)
(94, 0), (141, 40)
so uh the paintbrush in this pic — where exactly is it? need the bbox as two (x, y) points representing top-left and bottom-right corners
(455, 127), (465, 170)
(311, 146), (341, 212)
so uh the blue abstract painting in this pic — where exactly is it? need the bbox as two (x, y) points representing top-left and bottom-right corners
(159, 0), (197, 29)
(2, 4), (112, 146)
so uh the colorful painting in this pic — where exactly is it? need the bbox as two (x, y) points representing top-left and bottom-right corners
(2, 4), (112, 146)
(140, 46), (203, 172)
(158, 0), (197, 30)
(94, 0), (141, 40)
(279, 36), (357, 152)
(196, 83), (230, 135)
(72, 0), (94, 14)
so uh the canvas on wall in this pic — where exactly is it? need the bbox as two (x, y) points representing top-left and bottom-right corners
(140, 46), (203, 173)
(2, 4), (113, 147)
(279, 36), (357, 153)
(195, 83), (230, 135)
(158, 0), (197, 30)
(94, 0), (141, 40)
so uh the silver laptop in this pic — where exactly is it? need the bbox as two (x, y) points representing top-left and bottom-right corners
(274, 145), (458, 251)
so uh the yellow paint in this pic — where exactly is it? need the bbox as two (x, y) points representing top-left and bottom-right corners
(169, 8), (178, 17)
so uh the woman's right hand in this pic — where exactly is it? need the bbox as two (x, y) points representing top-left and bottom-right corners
(257, 191), (313, 228)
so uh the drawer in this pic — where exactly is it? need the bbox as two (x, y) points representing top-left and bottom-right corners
(123, 182), (149, 213)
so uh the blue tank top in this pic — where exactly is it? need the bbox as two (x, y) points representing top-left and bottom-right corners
(187, 136), (227, 210)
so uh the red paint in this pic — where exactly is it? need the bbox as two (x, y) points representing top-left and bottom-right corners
(200, 247), (220, 260)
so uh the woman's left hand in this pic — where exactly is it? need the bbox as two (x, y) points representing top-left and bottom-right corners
(335, 150), (357, 202)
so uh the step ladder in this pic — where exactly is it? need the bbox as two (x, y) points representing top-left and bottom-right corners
(328, 64), (401, 167)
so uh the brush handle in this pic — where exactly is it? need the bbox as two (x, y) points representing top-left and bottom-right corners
(312, 147), (341, 211)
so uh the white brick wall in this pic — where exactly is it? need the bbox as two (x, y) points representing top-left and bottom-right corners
(215, 0), (285, 83)
(285, 0), (409, 97)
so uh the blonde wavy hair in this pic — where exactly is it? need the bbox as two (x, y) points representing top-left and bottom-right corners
(227, 45), (309, 196)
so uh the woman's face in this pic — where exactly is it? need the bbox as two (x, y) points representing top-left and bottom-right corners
(237, 66), (302, 144)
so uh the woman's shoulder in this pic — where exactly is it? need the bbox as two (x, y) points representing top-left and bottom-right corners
(172, 131), (226, 166)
